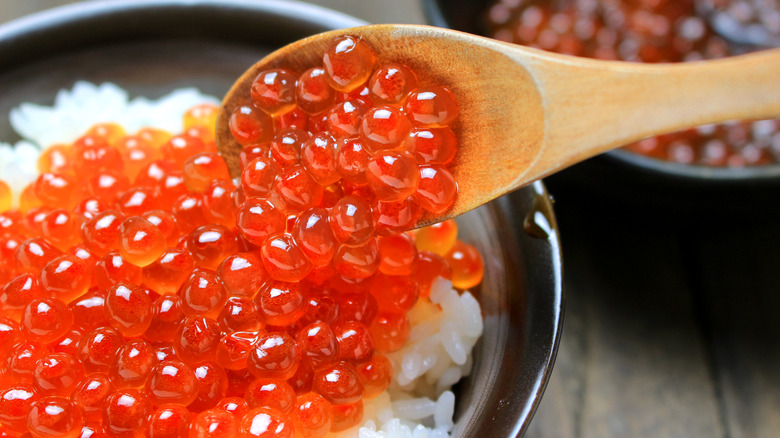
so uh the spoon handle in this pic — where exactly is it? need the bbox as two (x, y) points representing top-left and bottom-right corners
(514, 47), (780, 181)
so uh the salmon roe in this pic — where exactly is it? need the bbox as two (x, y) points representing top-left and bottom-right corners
(485, 0), (780, 166)
(0, 35), (485, 436)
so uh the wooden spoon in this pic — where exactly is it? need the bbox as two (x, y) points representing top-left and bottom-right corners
(216, 24), (780, 226)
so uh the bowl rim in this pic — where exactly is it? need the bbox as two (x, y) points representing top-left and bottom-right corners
(495, 181), (565, 438)
(0, 1), (564, 436)
(421, 0), (780, 183)
(607, 148), (780, 181)
(0, 0), (369, 39)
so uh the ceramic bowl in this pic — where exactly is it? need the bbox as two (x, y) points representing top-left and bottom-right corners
(0, 1), (563, 435)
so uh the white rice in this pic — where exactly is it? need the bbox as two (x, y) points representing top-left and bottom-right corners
(1, 81), (220, 205)
(335, 278), (483, 438)
(0, 140), (39, 203)
(2, 82), (484, 438)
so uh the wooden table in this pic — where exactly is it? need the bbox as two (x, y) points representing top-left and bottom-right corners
(2, 2), (778, 438)
(529, 167), (780, 438)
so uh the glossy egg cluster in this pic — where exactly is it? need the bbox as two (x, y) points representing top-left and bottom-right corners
(0, 36), (484, 438)
(486, 0), (780, 166)
(229, 34), (460, 231)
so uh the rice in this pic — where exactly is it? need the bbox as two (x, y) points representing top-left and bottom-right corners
(333, 278), (482, 438)
(1, 81), (220, 205)
(0, 140), (39, 204)
(2, 82), (484, 437)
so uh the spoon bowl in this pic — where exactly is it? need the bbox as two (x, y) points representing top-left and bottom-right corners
(217, 24), (780, 226)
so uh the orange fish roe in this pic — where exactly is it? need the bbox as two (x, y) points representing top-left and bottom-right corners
(0, 37), (484, 437)
(0, 181), (11, 213)
(485, 0), (780, 166)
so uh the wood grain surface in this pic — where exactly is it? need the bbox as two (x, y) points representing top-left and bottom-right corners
(526, 181), (780, 438)
(3, 2), (779, 438)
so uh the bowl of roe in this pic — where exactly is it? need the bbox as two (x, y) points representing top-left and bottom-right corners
(0, 0), (563, 437)
(423, 0), (780, 216)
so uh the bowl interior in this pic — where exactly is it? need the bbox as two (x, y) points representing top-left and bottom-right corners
(0, 1), (563, 436)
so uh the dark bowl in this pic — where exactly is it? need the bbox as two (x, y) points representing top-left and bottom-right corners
(424, 0), (780, 223)
(0, 1), (563, 436)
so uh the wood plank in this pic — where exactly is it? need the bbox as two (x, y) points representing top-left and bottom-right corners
(524, 262), (587, 438)
(0, 0), (75, 23)
(690, 223), (780, 438)
(526, 195), (725, 438)
(577, 225), (724, 438)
